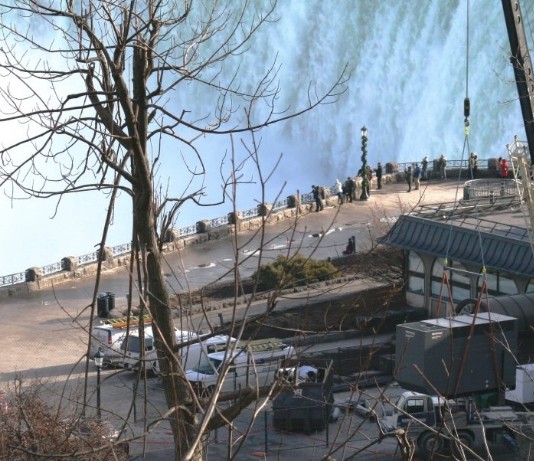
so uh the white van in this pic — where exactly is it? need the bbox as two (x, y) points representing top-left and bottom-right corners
(120, 325), (158, 370)
(90, 315), (151, 364)
(185, 338), (296, 395)
(123, 329), (237, 375)
(122, 327), (197, 372)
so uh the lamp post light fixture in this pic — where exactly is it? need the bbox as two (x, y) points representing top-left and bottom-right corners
(360, 125), (369, 200)
(94, 348), (104, 419)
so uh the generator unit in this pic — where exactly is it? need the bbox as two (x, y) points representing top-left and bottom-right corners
(395, 313), (517, 396)
(272, 359), (334, 433)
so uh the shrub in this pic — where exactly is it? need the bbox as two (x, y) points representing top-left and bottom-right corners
(0, 381), (129, 460)
(253, 254), (339, 291)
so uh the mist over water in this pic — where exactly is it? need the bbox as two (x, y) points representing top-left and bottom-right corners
(0, 1), (528, 274)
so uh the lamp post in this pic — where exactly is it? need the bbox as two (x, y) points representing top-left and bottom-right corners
(94, 348), (104, 419)
(360, 125), (369, 200)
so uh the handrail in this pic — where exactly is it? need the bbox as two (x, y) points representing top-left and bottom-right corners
(0, 157), (513, 287)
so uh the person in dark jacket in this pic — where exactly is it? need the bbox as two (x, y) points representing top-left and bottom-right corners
(312, 185), (323, 212)
(413, 164), (421, 190)
(421, 155), (429, 180)
(375, 163), (383, 189)
(344, 177), (354, 203)
(405, 167), (413, 192)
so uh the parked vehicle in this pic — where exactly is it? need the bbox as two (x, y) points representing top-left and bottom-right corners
(378, 390), (525, 458)
(120, 325), (160, 371)
(186, 338), (295, 395)
(123, 328), (237, 375)
(505, 363), (534, 408)
(90, 315), (151, 364)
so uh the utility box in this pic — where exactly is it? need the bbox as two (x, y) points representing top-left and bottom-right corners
(505, 363), (534, 405)
(395, 313), (517, 397)
(272, 359), (334, 434)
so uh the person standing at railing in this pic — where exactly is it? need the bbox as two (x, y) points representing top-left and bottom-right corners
(413, 164), (421, 190)
(311, 185), (323, 212)
(421, 155), (429, 180)
(470, 152), (478, 179)
(500, 158), (509, 179)
(375, 163), (383, 189)
(438, 154), (447, 180)
(344, 177), (354, 203)
(335, 179), (344, 204)
(365, 165), (373, 196)
(405, 166), (413, 192)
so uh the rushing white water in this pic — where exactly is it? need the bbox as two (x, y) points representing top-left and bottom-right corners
(0, 1), (530, 274)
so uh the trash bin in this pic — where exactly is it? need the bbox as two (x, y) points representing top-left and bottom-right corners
(106, 292), (115, 311)
(97, 293), (109, 318)
(463, 185), (470, 200)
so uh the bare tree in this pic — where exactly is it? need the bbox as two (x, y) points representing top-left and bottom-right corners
(0, 1), (347, 459)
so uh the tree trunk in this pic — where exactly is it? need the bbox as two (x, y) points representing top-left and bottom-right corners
(131, 43), (201, 460)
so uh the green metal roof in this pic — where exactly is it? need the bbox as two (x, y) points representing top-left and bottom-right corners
(380, 214), (534, 277)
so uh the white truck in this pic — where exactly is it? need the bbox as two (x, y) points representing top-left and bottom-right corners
(505, 363), (534, 408)
(122, 329), (237, 375)
(378, 391), (524, 458)
(90, 315), (152, 365)
(185, 338), (295, 395)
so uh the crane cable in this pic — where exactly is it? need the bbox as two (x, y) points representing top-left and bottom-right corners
(444, 0), (487, 280)
(447, 0), (506, 397)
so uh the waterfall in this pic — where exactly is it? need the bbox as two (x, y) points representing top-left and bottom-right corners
(178, 0), (525, 220)
(0, 0), (529, 274)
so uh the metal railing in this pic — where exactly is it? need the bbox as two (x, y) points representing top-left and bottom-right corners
(0, 272), (25, 287)
(0, 193), (307, 285)
(397, 159), (490, 171)
(179, 223), (197, 237)
(0, 157), (505, 287)
(463, 178), (521, 199)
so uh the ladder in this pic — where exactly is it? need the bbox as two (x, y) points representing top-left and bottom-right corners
(100, 314), (152, 329)
(244, 338), (287, 353)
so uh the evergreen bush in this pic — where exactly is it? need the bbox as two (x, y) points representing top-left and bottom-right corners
(253, 254), (339, 291)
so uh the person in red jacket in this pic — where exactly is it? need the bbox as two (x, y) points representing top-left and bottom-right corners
(500, 158), (509, 178)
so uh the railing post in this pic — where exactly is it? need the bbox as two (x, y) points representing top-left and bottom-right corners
(61, 256), (78, 272)
(196, 220), (210, 233)
(25, 267), (42, 283)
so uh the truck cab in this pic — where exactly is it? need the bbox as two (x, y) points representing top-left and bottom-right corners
(380, 391), (464, 432)
(378, 391), (522, 458)
(90, 316), (150, 365)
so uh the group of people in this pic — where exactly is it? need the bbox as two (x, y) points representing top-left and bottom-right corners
(311, 185), (325, 212)
(415, 154), (447, 182)
(404, 164), (421, 192)
(315, 164), (386, 212)
(404, 154), (449, 192)
(315, 152), (511, 215)
(335, 177), (356, 204)
(317, 150), (488, 211)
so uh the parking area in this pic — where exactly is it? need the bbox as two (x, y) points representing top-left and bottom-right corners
(1, 179), (516, 459)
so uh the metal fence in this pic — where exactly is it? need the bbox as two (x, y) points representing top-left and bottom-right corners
(397, 158), (490, 172)
(0, 158), (499, 287)
(0, 197), (312, 287)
